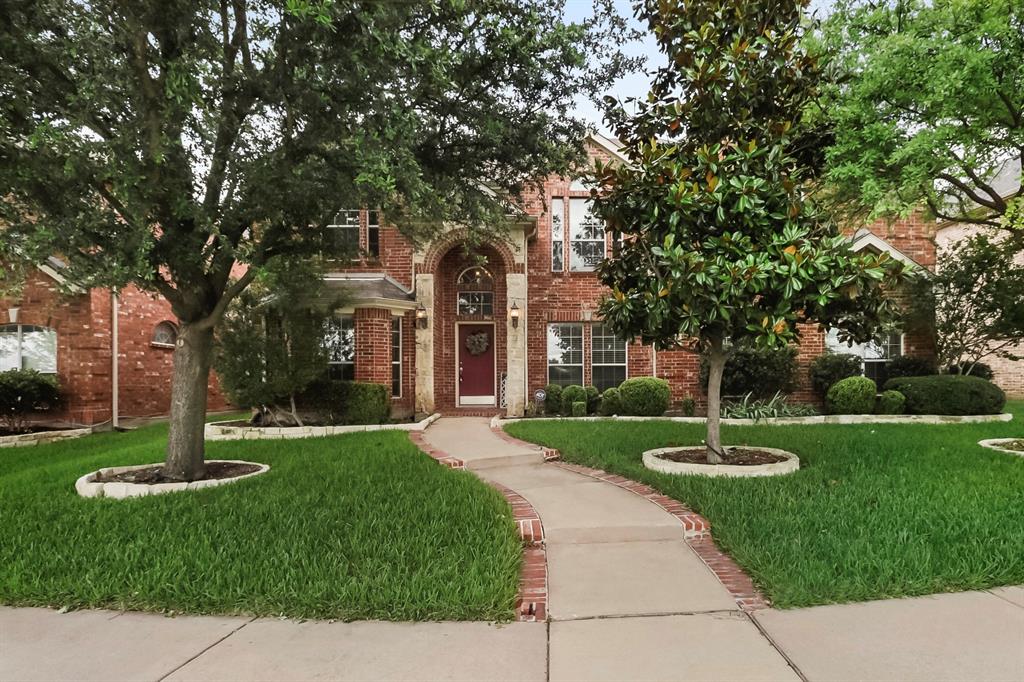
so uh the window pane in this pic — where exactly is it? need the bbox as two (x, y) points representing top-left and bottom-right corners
(328, 210), (360, 256)
(0, 326), (18, 371)
(569, 198), (605, 271)
(324, 315), (355, 380)
(368, 211), (380, 259)
(457, 291), (493, 316)
(592, 323), (626, 364)
(391, 316), (401, 397)
(21, 327), (57, 373)
(551, 197), (564, 272)
(548, 365), (583, 387)
(592, 365), (626, 392)
(392, 364), (401, 396)
(547, 324), (583, 366)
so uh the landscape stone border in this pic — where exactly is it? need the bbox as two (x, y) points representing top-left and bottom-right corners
(495, 412), (1013, 427)
(643, 446), (800, 478)
(205, 413), (441, 441)
(978, 438), (1024, 457)
(75, 460), (270, 499)
(493, 420), (769, 612)
(0, 426), (93, 449)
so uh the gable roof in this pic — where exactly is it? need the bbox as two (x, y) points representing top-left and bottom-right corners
(587, 133), (629, 163)
(849, 228), (920, 267)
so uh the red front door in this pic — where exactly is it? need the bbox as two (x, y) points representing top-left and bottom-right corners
(458, 324), (495, 405)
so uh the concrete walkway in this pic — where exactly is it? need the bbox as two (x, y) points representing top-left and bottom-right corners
(3, 417), (1022, 681)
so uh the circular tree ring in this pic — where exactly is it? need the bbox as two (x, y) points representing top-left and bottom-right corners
(642, 446), (799, 478)
(75, 460), (270, 499)
(978, 438), (1024, 457)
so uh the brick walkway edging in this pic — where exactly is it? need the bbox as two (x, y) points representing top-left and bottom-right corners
(407, 431), (548, 622)
(492, 422), (770, 613)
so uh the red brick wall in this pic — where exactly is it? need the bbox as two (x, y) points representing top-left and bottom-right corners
(327, 211), (415, 290)
(1, 268), (229, 424)
(354, 307), (394, 392)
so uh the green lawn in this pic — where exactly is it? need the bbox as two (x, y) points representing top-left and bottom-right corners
(0, 421), (520, 621)
(506, 401), (1024, 609)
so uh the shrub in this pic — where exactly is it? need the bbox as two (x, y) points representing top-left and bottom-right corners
(297, 380), (390, 425)
(884, 375), (1006, 415)
(947, 362), (995, 380)
(808, 353), (863, 397)
(680, 395), (696, 417)
(571, 401), (587, 417)
(886, 356), (938, 379)
(618, 376), (671, 416)
(0, 369), (62, 433)
(826, 376), (877, 415)
(560, 385), (588, 416)
(524, 401), (538, 418)
(598, 387), (622, 416)
(585, 386), (600, 414)
(699, 345), (798, 398)
(542, 384), (563, 416)
(876, 390), (906, 415)
(721, 391), (818, 420)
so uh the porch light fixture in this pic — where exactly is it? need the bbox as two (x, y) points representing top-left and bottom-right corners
(509, 302), (520, 329)
(415, 303), (428, 329)
(7, 307), (18, 324)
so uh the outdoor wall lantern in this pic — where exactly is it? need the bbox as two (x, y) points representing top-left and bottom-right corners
(509, 302), (520, 329)
(415, 303), (429, 329)
(7, 307), (19, 324)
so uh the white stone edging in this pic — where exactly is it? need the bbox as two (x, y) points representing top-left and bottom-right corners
(205, 413), (442, 441)
(495, 412), (1013, 427)
(75, 460), (270, 499)
(643, 446), (800, 478)
(978, 438), (1024, 457)
(0, 426), (93, 449)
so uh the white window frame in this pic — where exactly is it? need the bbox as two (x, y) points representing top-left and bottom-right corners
(551, 196), (565, 272)
(324, 314), (355, 381)
(327, 210), (361, 257)
(0, 324), (58, 374)
(591, 322), (627, 392)
(568, 197), (606, 272)
(547, 323), (584, 386)
(825, 328), (904, 386)
(391, 316), (402, 398)
(367, 210), (381, 259)
(456, 266), (495, 316)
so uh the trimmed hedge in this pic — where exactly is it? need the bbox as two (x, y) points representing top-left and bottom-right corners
(886, 356), (938, 379)
(0, 369), (62, 431)
(884, 375), (1006, 415)
(808, 353), (863, 397)
(542, 384), (563, 416)
(560, 385), (588, 416)
(876, 390), (906, 415)
(618, 377), (671, 416)
(571, 401), (587, 417)
(598, 387), (622, 416)
(700, 345), (798, 398)
(826, 376), (876, 415)
(585, 386), (600, 414)
(297, 380), (390, 425)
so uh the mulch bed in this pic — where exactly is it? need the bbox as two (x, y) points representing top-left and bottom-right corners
(0, 426), (68, 437)
(999, 439), (1024, 452)
(656, 447), (788, 466)
(93, 461), (261, 485)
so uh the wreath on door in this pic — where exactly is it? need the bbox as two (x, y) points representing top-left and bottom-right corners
(465, 331), (490, 356)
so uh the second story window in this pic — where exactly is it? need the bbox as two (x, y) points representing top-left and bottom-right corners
(569, 198), (605, 271)
(551, 197), (565, 272)
(367, 211), (381, 259)
(327, 210), (360, 257)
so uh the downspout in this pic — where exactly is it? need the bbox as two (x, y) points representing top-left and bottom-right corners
(111, 291), (119, 430)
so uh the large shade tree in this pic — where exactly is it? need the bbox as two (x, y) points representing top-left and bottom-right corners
(592, 0), (910, 462)
(0, 0), (639, 479)
(819, 0), (1023, 230)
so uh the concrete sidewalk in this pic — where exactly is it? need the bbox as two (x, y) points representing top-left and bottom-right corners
(3, 417), (1021, 681)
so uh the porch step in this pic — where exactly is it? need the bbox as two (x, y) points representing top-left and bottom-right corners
(463, 452), (546, 470)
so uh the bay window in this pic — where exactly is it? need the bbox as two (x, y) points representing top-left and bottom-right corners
(324, 315), (355, 380)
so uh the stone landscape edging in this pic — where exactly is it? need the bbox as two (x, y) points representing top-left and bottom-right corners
(493, 420), (770, 612)
(495, 412), (1013, 427)
(206, 413), (441, 441)
(0, 426), (93, 449)
(75, 460), (270, 499)
(978, 438), (1024, 456)
(643, 445), (800, 478)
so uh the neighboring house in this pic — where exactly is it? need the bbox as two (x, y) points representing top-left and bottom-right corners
(934, 158), (1023, 398)
(0, 257), (230, 425)
(320, 135), (938, 416)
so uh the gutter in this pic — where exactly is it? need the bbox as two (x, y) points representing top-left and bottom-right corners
(111, 292), (119, 429)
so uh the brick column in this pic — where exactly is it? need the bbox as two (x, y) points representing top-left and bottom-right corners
(505, 273), (527, 416)
(354, 307), (392, 392)
(414, 273), (435, 415)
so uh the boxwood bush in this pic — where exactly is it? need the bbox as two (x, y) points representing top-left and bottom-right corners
(876, 389), (906, 415)
(542, 384), (563, 416)
(886, 356), (938, 379)
(560, 385), (588, 416)
(618, 377), (671, 416)
(0, 369), (62, 433)
(884, 375), (1006, 415)
(571, 401), (587, 417)
(598, 387), (622, 416)
(825, 376), (876, 415)
(947, 362), (995, 380)
(297, 379), (390, 425)
(700, 345), (798, 398)
(808, 353), (863, 397)
(585, 386), (600, 414)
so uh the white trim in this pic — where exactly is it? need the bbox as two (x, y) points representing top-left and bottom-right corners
(587, 133), (629, 163)
(391, 315), (402, 399)
(455, 321), (497, 407)
(849, 229), (920, 267)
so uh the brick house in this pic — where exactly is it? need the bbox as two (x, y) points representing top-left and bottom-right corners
(320, 135), (938, 417)
(0, 257), (230, 425)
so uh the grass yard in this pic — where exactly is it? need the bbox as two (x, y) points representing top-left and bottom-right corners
(506, 401), (1024, 609)
(0, 420), (521, 621)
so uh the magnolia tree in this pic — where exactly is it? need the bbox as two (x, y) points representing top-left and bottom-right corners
(592, 0), (910, 463)
(0, 0), (638, 480)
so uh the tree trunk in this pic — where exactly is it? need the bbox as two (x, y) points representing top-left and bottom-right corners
(163, 322), (215, 481)
(705, 336), (727, 465)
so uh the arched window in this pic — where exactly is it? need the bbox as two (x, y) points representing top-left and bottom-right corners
(0, 324), (57, 373)
(152, 321), (178, 347)
(456, 266), (494, 316)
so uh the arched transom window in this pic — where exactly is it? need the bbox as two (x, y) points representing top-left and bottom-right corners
(152, 321), (178, 347)
(456, 266), (494, 316)
(0, 324), (57, 373)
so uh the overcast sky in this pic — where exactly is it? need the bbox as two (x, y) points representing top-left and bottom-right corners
(565, 0), (835, 134)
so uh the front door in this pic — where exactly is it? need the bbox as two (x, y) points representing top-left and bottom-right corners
(458, 323), (495, 405)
